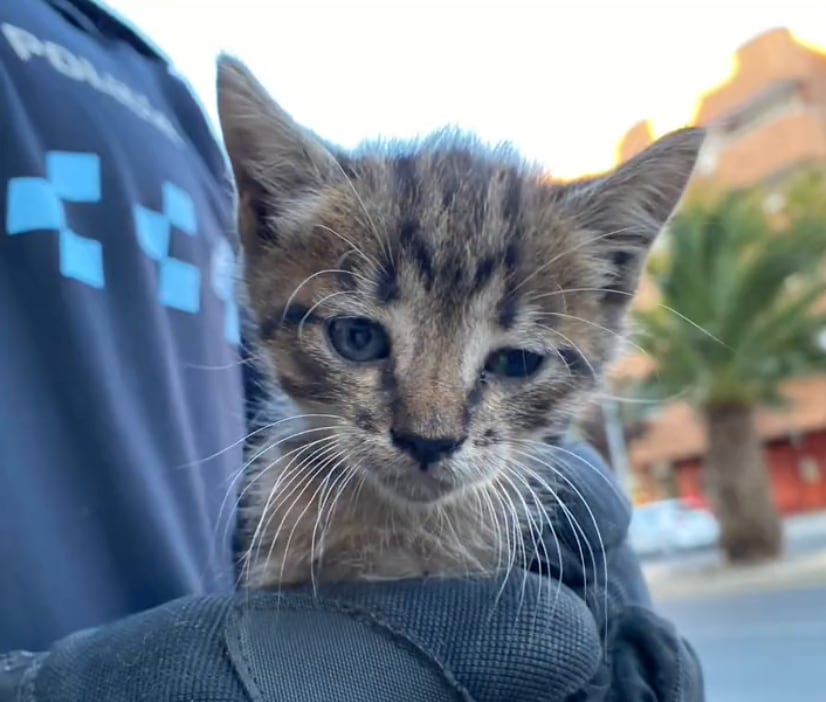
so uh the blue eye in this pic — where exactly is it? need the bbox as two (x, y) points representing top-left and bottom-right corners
(484, 348), (545, 378)
(327, 317), (390, 362)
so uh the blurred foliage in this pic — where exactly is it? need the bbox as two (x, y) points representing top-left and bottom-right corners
(631, 168), (826, 410)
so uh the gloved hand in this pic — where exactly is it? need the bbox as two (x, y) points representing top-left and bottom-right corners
(603, 606), (705, 702)
(0, 573), (607, 702)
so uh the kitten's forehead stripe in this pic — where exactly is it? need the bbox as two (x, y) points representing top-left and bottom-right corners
(497, 294), (519, 330)
(502, 166), (522, 224)
(402, 221), (436, 291)
(443, 252), (466, 290)
(393, 155), (419, 205)
(496, 238), (523, 329)
(503, 240), (520, 274)
(399, 217), (420, 243)
(472, 255), (497, 293)
(375, 261), (400, 304)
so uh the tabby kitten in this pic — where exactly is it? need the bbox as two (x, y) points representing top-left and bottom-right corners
(216, 56), (703, 589)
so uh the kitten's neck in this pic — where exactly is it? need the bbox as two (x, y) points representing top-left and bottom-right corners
(240, 444), (516, 589)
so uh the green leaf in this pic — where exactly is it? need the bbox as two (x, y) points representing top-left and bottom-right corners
(631, 183), (826, 409)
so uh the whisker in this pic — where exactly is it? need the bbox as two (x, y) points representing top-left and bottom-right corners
(244, 437), (342, 584)
(501, 464), (564, 628)
(506, 458), (592, 622)
(181, 354), (263, 373)
(245, 436), (338, 576)
(543, 311), (653, 362)
(297, 290), (359, 340)
(274, 450), (350, 589)
(314, 222), (386, 276)
(509, 445), (610, 653)
(318, 464), (360, 550)
(535, 323), (599, 380)
(487, 486), (519, 621)
(497, 471), (545, 625)
(527, 286), (730, 349)
(592, 387), (692, 405)
(323, 161), (391, 267)
(512, 226), (641, 294)
(516, 439), (628, 507)
(310, 461), (355, 593)
(217, 423), (349, 553)
(249, 441), (345, 589)
(179, 413), (346, 469)
(280, 268), (372, 325)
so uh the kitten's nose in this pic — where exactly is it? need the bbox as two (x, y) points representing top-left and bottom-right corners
(390, 430), (465, 469)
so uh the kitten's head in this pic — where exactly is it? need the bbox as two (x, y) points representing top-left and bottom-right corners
(217, 57), (703, 506)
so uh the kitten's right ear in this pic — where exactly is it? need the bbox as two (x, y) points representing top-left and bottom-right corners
(216, 54), (337, 248)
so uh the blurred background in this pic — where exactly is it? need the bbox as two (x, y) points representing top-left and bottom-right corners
(107, 2), (826, 700)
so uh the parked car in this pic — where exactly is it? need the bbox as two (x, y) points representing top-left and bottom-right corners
(628, 498), (721, 558)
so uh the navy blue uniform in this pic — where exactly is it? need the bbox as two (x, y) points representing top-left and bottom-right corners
(0, 0), (243, 650)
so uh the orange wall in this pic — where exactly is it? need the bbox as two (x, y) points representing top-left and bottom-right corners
(673, 428), (826, 515)
(696, 28), (823, 125)
(709, 109), (826, 188)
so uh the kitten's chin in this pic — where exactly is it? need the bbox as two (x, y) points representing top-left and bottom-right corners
(367, 469), (488, 508)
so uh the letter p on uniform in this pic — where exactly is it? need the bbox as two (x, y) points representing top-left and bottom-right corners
(2, 23), (45, 61)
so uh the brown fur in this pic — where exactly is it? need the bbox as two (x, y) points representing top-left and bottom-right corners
(216, 55), (704, 588)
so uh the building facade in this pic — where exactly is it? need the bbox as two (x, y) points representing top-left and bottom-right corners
(611, 28), (826, 512)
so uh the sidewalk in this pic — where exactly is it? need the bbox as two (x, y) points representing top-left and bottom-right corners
(645, 550), (826, 601)
(643, 512), (826, 601)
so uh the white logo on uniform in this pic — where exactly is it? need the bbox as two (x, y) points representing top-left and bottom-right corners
(2, 22), (182, 145)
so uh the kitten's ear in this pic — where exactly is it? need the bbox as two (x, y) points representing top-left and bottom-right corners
(561, 127), (705, 298)
(216, 54), (337, 248)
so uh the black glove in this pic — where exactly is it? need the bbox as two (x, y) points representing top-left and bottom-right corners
(604, 606), (705, 702)
(0, 574), (608, 702)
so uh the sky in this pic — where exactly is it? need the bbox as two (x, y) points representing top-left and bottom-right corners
(106, 0), (826, 180)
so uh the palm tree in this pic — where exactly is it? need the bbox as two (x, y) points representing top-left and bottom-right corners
(630, 174), (826, 563)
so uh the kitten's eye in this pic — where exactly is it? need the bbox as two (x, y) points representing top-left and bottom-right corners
(484, 348), (545, 378)
(327, 317), (390, 362)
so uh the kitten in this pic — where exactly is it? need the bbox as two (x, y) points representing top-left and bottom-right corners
(216, 56), (703, 589)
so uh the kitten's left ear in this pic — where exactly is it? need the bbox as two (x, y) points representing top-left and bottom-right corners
(561, 127), (705, 297)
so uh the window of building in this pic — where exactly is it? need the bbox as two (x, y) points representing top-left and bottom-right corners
(719, 80), (803, 139)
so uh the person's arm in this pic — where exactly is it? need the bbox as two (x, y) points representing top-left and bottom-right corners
(1, 0), (245, 649)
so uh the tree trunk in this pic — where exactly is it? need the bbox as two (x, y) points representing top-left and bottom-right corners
(702, 404), (783, 563)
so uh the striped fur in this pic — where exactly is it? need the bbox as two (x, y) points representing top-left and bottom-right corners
(217, 56), (704, 587)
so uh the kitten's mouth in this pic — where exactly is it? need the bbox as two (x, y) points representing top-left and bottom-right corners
(367, 462), (492, 506)
(351, 462), (458, 505)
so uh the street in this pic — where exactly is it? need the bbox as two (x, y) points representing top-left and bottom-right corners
(658, 585), (826, 702)
(643, 513), (826, 700)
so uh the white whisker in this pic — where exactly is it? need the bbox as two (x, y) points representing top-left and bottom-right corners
(512, 226), (640, 294)
(509, 445), (610, 651)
